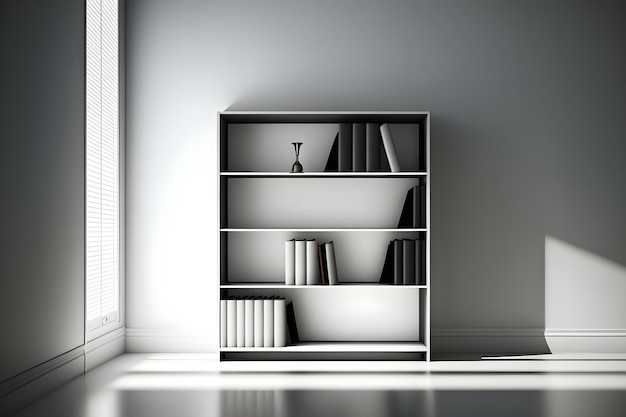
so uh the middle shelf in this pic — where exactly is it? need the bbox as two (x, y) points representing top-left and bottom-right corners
(222, 228), (427, 232)
(221, 176), (424, 229)
(221, 230), (426, 285)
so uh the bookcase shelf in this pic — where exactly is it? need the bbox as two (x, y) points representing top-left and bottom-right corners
(218, 111), (430, 362)
(220, 342), (427, 353)
(220, 172), (427, 178)
(221, 228), (428, 232)
(220, 284), (429, 289)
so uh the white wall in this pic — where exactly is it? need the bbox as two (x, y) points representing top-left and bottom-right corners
(125, 0), (626, 353)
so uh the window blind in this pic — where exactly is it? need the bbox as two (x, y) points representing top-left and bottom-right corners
(86, 0), (119, 332)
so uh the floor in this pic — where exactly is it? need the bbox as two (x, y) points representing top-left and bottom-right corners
(9, 354), (626, 417)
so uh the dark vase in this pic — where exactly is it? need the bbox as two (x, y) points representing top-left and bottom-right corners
(290, 142), (303, 173)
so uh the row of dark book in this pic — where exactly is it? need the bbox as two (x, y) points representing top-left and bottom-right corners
(325, 123), (403, 172)
(285, 240), (338, 285)
(220, 297), (299, 348)
(380, 237), (427, 285)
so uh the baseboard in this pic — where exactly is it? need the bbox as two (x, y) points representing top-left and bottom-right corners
(0, 347), (84, 417)
(85, 327), (126, 372)
(125, 328), (213, 353)
(545, 329), (626, 353)
(431, 327), (550, 354)
(0, 327), (127, 416)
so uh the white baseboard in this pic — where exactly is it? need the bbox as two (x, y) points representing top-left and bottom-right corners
(125, 328), (213, 353)
(431, 328), (549, 354)
(0, 347), (84, 417)
(545, 329), (626, 353)
(85, 327), (126, 372)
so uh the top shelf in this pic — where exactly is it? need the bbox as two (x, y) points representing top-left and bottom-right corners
(219, 112), (429, 173)
(219, 111), (429, 124)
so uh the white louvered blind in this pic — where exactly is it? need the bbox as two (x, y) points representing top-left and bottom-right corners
(86, 0), (119, 332)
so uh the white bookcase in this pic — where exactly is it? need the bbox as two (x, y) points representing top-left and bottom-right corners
(218, 111), (430, 361)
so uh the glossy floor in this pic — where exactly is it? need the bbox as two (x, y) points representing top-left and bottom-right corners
(11, 354), (626, 417)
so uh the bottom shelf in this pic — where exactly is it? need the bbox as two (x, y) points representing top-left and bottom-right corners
(220, 342), (427, 353)
(220, 342), (428, 361)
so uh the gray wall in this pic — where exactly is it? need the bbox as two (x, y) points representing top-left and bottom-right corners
(125, 0), (626, 352)
(0, 0), (85, 381)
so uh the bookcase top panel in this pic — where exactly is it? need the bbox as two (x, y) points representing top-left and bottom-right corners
(219, 111), (429, 125)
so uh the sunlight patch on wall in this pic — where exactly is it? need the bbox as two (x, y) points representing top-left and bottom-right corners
(545, 236), (626, 353)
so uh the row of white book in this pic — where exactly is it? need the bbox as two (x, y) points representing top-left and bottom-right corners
(285, 239), (338, 285)
(220, 296), (287, 348)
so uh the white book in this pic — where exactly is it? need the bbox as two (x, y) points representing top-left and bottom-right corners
(254, 298), (264, 348)
(273, 298), (286, 347)
(306, 239), (321, 285)
(220, 299), (227, 348)
(285, 239), (295, 285)
(325, 241), (339, 285)
(263, 299), (274, 347)
(244, 298), (254, 348)
(226, 298), (237, 348)
(380, 123), (400, 172)
(295, 239), (306, 285)
(236, 298), (245, 348)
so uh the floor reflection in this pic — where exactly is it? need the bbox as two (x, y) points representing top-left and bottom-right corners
(116, 389), (626, 417)
(9, 354), (626, 417)
(119, 390), (434, 417)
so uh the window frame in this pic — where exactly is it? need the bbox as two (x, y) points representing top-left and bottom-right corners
(85, 0), (124, 341)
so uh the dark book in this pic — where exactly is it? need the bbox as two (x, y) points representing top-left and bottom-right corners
(379, 241), (394, 284)
(352, 123), (366, 172)
(397, 183), (425, 228)
(418, 121), (426, 171)
(403, 239), (416, 285)
(365, 123), (382, 172)
(286, 301), (299, 345)
(325, 241), (339, 285)
(418, 180), (426, 228)
(416, 234), (426, 285)
(397, 186), (415, 228)
(338, 123), (353, 172)
(324, 132), (339, 172)
(318, 243), (328, 285)
(393, 239), (403, 285)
